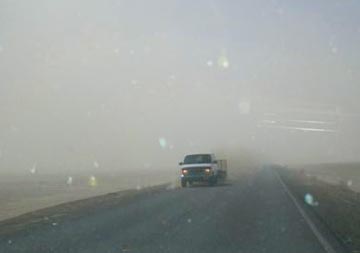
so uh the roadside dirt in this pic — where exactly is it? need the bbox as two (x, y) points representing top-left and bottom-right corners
(278, 167), (360, 253)
(0, 184), (169, 237)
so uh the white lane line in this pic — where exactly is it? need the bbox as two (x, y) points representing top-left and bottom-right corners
(274, 170), (336, 253)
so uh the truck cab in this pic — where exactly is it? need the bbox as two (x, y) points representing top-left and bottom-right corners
(179, 153), (227, 187)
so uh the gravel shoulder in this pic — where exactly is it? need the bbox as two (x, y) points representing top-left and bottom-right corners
(277, 166), (360, 253)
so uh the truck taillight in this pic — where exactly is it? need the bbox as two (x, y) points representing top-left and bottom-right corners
(182, 169), (188, 174)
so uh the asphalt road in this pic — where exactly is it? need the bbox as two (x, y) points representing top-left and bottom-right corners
(0, 168), (334, 253)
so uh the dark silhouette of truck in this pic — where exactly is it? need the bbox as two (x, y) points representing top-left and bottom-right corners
(179, 153), (227, 187)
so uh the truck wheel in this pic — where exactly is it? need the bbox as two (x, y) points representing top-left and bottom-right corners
(209, 176), (218, 186)
(181, 179), (187, 188)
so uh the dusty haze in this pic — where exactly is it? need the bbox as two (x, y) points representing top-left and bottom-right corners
(1, 0), (360, 177)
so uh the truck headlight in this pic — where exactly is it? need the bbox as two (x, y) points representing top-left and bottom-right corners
(205, 168), (211, 173)
(182, 169), (188, 174)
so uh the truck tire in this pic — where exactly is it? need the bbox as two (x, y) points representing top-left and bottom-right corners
(209, 176), (218, 186)
(181, 179), (187, 188)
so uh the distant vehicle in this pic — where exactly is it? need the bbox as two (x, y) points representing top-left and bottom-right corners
(179, 153), (227, 187)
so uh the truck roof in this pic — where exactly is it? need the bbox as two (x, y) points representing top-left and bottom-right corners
(184, 153), (213, 156)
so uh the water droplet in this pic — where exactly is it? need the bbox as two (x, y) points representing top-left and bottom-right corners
(158, 138), (167, 149)
(206, 60), (214, 67)
(52, 222), (58, 226)
(67, 176), (73, 185)
(89, 176), (98, 187)
(220, 59), (229, 68)
(187, 218), (192, 223)
(29, 163), (37, 174)
(347, 180), (353, 187)
(304, 193), (313, 205)
(218, 55), (230, 69)
(304, 193), (318, 206)
(8, 240), (12, 244)
(136, 185), (142, 191)
(93, 161), (100, 168)
(114, 48), (120, 54)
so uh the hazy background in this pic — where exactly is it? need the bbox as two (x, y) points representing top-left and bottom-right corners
(1, 0), (360, 176)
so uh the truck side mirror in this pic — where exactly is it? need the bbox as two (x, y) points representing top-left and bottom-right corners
(179, 162), (183, 165)
(213, 160), (218, 164)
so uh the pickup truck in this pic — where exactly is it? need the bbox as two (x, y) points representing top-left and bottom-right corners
(179, 153), (227, 187)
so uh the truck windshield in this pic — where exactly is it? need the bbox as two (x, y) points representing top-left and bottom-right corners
(184, 155), (211, 164)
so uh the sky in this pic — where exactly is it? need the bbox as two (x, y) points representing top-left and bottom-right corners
(1, 0), (360, 174)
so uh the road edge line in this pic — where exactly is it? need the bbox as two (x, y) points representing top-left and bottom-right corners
(273, 170), (336, 253)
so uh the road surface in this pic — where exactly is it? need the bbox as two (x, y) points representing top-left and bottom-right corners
(0, 168), (339, 253)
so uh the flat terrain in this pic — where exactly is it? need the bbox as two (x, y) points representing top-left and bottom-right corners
(292, 163), (360, 192)
(0, 168), (340, 253)
(0, 170), (178, 221)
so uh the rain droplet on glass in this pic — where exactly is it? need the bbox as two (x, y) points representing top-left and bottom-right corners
(67, 176), (73, 186)
(159, 138), (167, 149)
(30, 163), (37, 174)
(304, 193), (318, 206)
(347, 180), (353, 187)
(89, 176), (98, 187)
